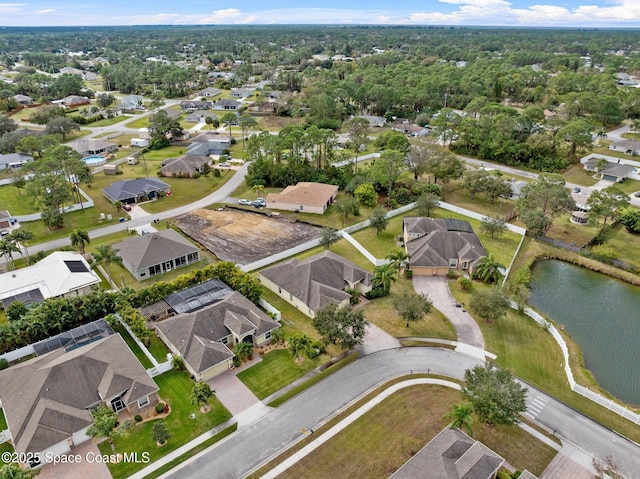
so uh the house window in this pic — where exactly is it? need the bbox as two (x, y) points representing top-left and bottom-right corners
(461, 261), (469, 270)
(265, 331), (271, 340)
(187, 252), (199, 263)
(149, 264), (161, 276)
(175, 256), (186, 267)
(138, 395), (150, 408)
(449, 259), (458, 268)
(221, 337), (229, 345)
(299, 205), (304, 211)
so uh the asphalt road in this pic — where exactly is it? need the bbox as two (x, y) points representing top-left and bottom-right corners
(164, 348), (640, 479)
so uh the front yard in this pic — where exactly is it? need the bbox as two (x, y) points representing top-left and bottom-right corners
(99, 369), (232, 479)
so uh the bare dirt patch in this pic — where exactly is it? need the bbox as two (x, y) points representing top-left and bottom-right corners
(174, 208), (321, 265)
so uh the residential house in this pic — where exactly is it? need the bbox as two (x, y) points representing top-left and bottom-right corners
(403, 217), (486, 276)
(0, 251), (100, 309)
(102, 177), (170, 204)
(186, 110), (218, 123)
(509, 180), (528, 199)
(266, 182), (339, 214)
(53, 95), (90, 108)
(67, 138), (117, 156)
(267, 91), (283, 101)
(389, 428), (505, 479)
(609, 139), (640, 156)
(162, 108), (182, 121)
(356, 115), (386, 127)
(180, 100), (213, 112)
(59, 66), (83, 76)
(13, 94), (33, 105)
(160, 154), (212, 177)
(187, 132), (231, 156)
(229, 88), (253, 99)
(119, 95), (144, 111)
(212, 99), (241, 111)
(0, 210), (12, 230)
(0, 152), (33, 170)
(156, 291), (280, 381)
(198, 87), (221, 98)
(114, 229), (199, 280)
(259, 250), (372, 318)
(392, 121), (430, 137)
(583, 158), (634, 182)
(0, 334), (159, 464)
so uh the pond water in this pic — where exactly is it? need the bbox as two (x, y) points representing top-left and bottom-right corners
(529, 260), (640, 405)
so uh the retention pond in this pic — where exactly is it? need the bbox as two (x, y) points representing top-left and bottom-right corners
(529, 259), (640, 405)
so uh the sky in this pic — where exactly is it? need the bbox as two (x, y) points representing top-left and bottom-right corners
(1, 0), (640, 28)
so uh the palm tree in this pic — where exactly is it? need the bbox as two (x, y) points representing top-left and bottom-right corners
(385, 249), (410, 272)
(92, 244), (123, 289)
(190, 382), (215, 413)
(8, 229), (34, 264)
(288, 333), (312, 361)
(251, 183), (265, 199)
(443, 402), (475, 436)
(0, 237), (20, 270)
(372, 262), (398, 294)
(87, 406), (129, 455)
(70, 228), (90, 254)
(472, 255), (505, 284)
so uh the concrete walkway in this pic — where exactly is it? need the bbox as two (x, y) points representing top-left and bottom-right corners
(358, 322), (401, 356)
(412, 275), (485, 350)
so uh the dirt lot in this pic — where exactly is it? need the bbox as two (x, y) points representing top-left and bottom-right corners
(174, 208), (321, 265)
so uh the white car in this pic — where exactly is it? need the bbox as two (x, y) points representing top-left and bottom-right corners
(219, 162), (230, 167)
(238, 199), (252, 206)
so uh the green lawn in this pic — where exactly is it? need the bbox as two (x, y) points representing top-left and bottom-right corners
(545, 213), (599, 248)
(276, 385), (556, 479)
(601, 223), (640, 268)
(237, 349), (328, 400)
(0, 184), (39, 215)
(614, 178), (640, 195)
(0, 443), (14, 466)
(562, 164), (599, 186)
(442, 180), (519, 218)
(88, 115), (130, 128)
(124, 115), (152, 129)
(0, 408), (7, 430)
(100, 369), (232, 479)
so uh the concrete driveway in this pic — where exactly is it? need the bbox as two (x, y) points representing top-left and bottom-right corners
(412, 275), (484, 349)
(36, 439), (111, 479)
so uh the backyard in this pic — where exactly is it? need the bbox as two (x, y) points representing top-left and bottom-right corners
(99, 369), (232, 479)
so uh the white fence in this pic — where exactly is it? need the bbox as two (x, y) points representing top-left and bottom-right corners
(259, 298), (282, 321)
(438, 202), (527, 235)
(339, 231), (384, 266)
(115, 315), (159, 367)
(0, 429), (10, 444)
(518, 303), (640, 425)
(0, 343), (36, 363)
(13, 186), (95, 223)
(241, 237), (323, 273)
(148, 361), (172, 378)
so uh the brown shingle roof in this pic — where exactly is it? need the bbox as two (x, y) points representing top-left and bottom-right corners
(114, 229), (199, 271)
(390, 428), (504, 479)
(404, 218), (486, 269)
(266, 182), (338, 208)
(259, 251), (371, 313)
(0, 334), (158, 455)
(156, 292), (278, 374)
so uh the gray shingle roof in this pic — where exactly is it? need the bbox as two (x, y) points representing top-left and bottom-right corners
(160, 155), (210, 175)
(259, 251), (372, 313)
(0, 334), (158, 455)
(114, 229), (199, 271)
(156, 292), (278, 374)
(390, 428), (504, 479)
(102, 177), (170, 202)
(404, 217), (486, 269)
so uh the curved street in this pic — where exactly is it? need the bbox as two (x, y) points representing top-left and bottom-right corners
(163, 347), (640, 479)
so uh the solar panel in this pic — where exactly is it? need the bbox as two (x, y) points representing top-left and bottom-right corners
(64, 260), (89, 273)
(442, 219), (473, 233)
(164, 279), (233, 314)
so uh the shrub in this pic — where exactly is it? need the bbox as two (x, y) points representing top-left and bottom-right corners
(366, 286), (389, 299)
(404, 269), (413, 279)
(233, 357), (241, 368)
(0, 358), (8, 371)
(447, 269), (459, 279)
(155, 402), (166, 414)
(171, 355), (185, 370)
(457, 276), (473, 291)
(134, 415), (143, 422)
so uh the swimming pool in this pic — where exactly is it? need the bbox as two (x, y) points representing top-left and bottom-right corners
(84, 155), (107, 166)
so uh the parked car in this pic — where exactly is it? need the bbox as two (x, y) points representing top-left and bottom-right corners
(123, 204), (132, 211)
(253, 198), (266, 208)
(573, 187), (581, 193)
(219, 162), (230, 167)
(238, 199), (252, 206)
(634, 191), (640, 198)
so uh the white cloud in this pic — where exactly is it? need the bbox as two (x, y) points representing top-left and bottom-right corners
(0, 3), (25, 13)
(35, 8), (56, 14)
